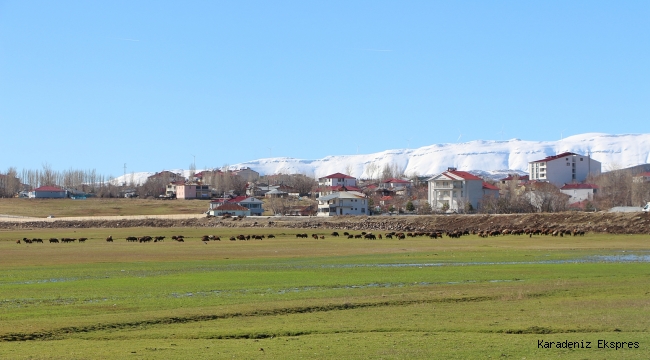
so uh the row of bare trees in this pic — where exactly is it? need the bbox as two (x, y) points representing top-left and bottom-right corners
(588, 168), (650, 209)
(1, 165), (119, 198)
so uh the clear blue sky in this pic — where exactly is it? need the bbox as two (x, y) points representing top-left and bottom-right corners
(1, 1), (649, 177)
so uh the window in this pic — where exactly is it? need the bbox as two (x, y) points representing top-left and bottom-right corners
(580, 158), (583, 161)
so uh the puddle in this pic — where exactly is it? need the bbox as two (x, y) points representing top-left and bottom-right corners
(168, 279), (523, 298)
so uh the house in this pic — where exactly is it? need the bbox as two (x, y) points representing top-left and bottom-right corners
(528, 152), (601, 187)
(231, 196), (264, 215)
(208, 203), (251, 217)
(427, 168), (499, 212)
(317, 191), (368, 216)
(316, 173), (361, 196)
(247, 184), (278, 197)
(265, 188), (288, 198)
(560, 183), (598, 204)
(381, 178), (412, 195)
(209, 196), (264, 215)
(148, 171), (185, 183)
(231, 167), (260, 182)
(633, 172), (650, 183)
(176, 184), (211, 200)
(499, 174), (529, 186)
(28, 185), (67, 199)
(165, 181), (185, 198)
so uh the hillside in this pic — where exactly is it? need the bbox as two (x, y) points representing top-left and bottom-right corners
(112, 133), (650, 185)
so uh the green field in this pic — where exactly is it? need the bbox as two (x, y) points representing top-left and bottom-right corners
(0, 228), (649, 359)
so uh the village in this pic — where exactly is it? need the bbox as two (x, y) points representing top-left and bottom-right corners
(4, 151), (649, 216)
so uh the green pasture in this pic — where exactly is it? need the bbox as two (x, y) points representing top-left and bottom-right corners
(0, 229), (649, 359)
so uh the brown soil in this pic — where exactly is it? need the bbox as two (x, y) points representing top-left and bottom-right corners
(1, 212), (649, 234)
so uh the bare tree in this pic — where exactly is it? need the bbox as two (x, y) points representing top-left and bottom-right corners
(364, 163), (379, 182)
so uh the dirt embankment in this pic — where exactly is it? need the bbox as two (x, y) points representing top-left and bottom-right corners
(1, 212), (650, 234)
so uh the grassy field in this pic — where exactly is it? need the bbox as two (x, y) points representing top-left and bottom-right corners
(0, 198), (209, 218)
(0, 228), (649, 359)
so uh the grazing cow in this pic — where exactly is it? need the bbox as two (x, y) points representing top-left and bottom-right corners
(78, 238), (87, 243)
(33, 238), (43, 243)
(378, 234), (382, 239)
(347, 235), (354, 239)
(343, 232), (350, 236)
(202, 235), (210, 242)
(254, 235), (263, 240)
(229, 236), (236, 241)
(331, 232), (339, 237)
(126, 236), (138, 242)
(50, 238), (59, 243)
(155, 236), (165, 242)
(364, 233), (376, 240)
(319, 236), (325, 239)
(385, 234), (393, 239)
(106, 235), (113, 242)
(16, 239), (21, 244)
(237, 235), (246, 241)
(267, 235), (275, 239)
(312, 234), (318, 239)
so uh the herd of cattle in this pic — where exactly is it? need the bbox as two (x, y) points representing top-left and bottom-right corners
(15, 227), (586, 244)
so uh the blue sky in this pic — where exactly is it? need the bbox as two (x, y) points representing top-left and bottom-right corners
(1, 1), (649, 177)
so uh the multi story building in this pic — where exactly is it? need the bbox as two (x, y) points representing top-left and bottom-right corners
(528, 152), (601, 187)
(427, 168), (499, 212)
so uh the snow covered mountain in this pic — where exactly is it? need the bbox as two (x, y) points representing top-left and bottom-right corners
(113, 133), (650, 185)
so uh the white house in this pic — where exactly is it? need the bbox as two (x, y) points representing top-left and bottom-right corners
(208, 203), (251, 217)
(560, 183), (598, 204)
(528, 152), (601, 187)
(317, 191), (368, 216)
(427, 168), (499, 212)
(317, 173), (361, 196)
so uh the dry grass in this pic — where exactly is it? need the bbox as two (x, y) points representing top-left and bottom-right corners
(0, 198), (209, 218)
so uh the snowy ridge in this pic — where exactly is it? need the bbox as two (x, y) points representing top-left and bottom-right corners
(112, 133), (650, 184)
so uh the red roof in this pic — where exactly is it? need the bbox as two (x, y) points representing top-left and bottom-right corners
(634, 172), (650, 177)
(560, 183), (598, 190)
(379, 196), (393, 201)
(228, 196), (249, 203)
(320, 172), (355, 179)
(34, 186), (64, 192)
(482, 182), (499, 190)
(383, 178), (411, 184)
(531, 152), (578, 163)
(446, 170), (482, 181)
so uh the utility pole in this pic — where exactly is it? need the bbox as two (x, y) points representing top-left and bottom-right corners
(123, 163), (127, 187)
